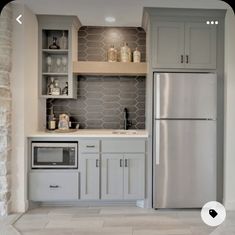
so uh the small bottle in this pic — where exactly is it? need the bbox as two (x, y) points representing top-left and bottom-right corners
(48, 109), (56, 130)
(120, 42), (131, 62)
(62, 82), (68, 95)
(60, 31), (68, 49)
(51, 79), (61, 96)
(47, 77), (55, 95)
(133, 47), (141, 63)
(107, 45), (117, 62)
(49, 37), (60, 49)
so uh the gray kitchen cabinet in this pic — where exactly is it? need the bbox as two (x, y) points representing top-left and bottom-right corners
(80, 154), (100, 200)
(124, 154), (145, 200)
(184, 22), (216, 69)
(101, 154), (124, 200)
(152, 20), (217, 69)
(29, 172), (79, 201)
(152, 21), (185, 69)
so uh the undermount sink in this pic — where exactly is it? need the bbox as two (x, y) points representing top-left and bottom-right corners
(112, 130), (138, 135)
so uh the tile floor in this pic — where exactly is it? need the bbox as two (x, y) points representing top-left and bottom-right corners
(1, 206), (235, 235)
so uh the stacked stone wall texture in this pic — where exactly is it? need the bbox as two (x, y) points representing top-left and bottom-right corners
(0, 4), (12, 216)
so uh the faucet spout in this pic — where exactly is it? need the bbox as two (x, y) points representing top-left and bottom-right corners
(123, 108), (131, 130)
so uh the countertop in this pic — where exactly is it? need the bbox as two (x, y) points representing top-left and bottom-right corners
(28, 129), (149, 138)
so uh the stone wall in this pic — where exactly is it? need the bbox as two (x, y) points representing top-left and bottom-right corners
(0, 5), (12, 216)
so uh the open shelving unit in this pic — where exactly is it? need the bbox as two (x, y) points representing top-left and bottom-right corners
(38, 15), (81, 99)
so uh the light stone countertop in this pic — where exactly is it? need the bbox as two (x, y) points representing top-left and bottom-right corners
(28, 129), (149, 138)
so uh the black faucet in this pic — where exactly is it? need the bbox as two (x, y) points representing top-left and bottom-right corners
(123, 108), (132, 130)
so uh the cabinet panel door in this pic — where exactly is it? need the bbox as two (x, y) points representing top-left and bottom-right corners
(80, 154), (100, 200)
(101, 154), (123, 200)
(124, 154), (145, 200)
(185, 22), (216, 69)
(152, 21), (185, 68)
(29, 172), (79, 201)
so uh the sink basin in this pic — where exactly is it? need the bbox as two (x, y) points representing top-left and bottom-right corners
(112, 130), (138, 135)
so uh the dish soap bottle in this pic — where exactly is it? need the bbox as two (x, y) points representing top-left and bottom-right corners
(120, 42), (131, 62)
(133, 47), (141, 63)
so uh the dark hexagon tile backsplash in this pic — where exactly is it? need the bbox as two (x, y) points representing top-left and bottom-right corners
(47, 26), (146, 129)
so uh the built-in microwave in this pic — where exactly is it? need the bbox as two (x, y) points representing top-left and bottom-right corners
(31, 142), (78, 169)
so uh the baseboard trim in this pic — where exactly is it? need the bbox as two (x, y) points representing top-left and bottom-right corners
(30, 200), (138, 208)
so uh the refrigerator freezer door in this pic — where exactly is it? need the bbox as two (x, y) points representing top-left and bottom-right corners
(154, 73), (217, 119)
(154, 120), (217, 208)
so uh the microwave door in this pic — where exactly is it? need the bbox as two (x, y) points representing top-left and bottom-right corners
(32, 142), (78, 169)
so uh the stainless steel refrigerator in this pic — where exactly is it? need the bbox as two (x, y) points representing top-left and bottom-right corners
(153, 73), (217, 208)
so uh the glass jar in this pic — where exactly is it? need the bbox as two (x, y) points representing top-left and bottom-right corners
(133, 47), (141, 63)
(107, 45), (118, 62)
(59, 31), (68, 49)
(120, 42), (131, 62)
(51, 79), (61, 96)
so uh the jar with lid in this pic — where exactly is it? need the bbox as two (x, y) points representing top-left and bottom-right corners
(120, 42), (131, 62)
(107, 45), (118, 62)
(133, 47), (141, 63)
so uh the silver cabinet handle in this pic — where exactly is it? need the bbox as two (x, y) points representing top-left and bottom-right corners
(125, 159), (128, 167)
(120, 159), (123, 167)
(186, 55), (189, 64)
(49, 185), (60, 188)
(181, 55), (184, 63)
(86, 145), (95, 148)
(96, 159), (99, 167)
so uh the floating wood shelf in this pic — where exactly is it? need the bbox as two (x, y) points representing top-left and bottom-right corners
(73, 61), (147, 76)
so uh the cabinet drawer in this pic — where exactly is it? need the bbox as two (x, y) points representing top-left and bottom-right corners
(102, 140), (145, 153)
(29, 172), (79, 201)
(80, 140), (100, 153)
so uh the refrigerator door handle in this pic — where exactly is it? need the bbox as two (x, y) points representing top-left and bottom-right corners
(154, 74), (161, 119)
(155, 121), (160, 165)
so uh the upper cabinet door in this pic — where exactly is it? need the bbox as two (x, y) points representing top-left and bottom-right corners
(184, 22), (217, 69)
(152, 21), (185, 69)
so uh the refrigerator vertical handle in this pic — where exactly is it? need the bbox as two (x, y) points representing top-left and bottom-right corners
(154, 74), (161, 119)
(155, 121), (160, 165)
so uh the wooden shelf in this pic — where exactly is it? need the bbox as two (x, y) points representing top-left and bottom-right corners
(73, 61), (147, 76)
(42, 73), (68, 76)
(42, 49), (69, 54)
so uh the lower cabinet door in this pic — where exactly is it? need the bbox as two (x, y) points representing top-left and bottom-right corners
(80, 154), (100, 200)
(101, 154), (124, 200)
(124, 154), (145, 200)
(29, 172), (79, 201)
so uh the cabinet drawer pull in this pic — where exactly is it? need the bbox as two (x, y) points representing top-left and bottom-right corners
(125, 159), (128, 167)
(86, 145), (95, 148)
(49, 185), (60, 189)
(120, 159), (123, 167)
(96, 159), (99, 167)
(181, 55), (184, 63)
(186, 55), (189, 64)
